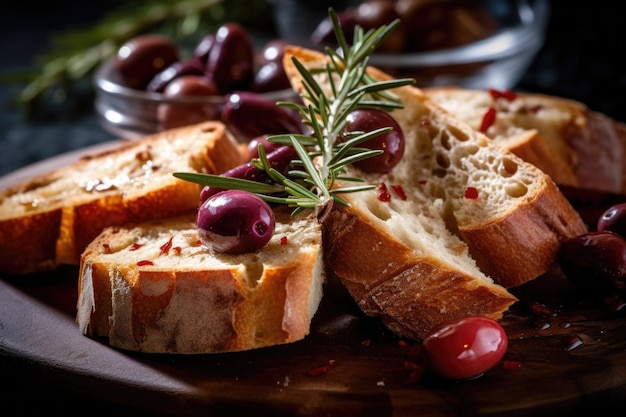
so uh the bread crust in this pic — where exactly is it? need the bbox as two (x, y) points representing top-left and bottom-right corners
(424, 86), (626, 194)
(459, 176), (587, 287)
(77, 210), (325, 354)
(283, 46), (586, 338)
(0, 121), (245, 274)
(322, 201), (517, 340)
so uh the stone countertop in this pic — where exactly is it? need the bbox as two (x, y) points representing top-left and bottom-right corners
(2, 1), (626, 179)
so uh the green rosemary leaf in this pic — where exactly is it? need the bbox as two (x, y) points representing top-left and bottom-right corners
(329, 128), (391, 165)
(173, 8), (410, 215)
(329, 193), (351, 207)
(290, 137), (328, 197)
(267, 133), (317, 147)
(332, 184), (377, 194)
(291, 57), (324, 99)
(329, 150), (384, 170)
(172, 172), (283, 194)
(7, 0), (271, 117)
(330, 7), (350, 60)
(349, 78), (415, 100)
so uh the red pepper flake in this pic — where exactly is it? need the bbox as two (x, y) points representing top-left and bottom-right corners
(418, 179), (427, 185)
(137, 260), (154, 266)
(102, 243), (111, 254)
(391, 185), (407, 200)
(378, 183), (391, 202)
(173, 247), (182, 255)
(159, 236), (173, 256)
(464, 187), (479, 199)
(529, 104), (544, 113)
(528, 301), (555, 317)
(280, 236), (288, 246)
(361, 339), (371, 347)
(398, 339), (408, 347)
(305, 360), (336, 376)
(479, 107), (496, 132)
(488, 88), (517, 101)
(196, 240), (203, 246)
(130, 242), (144, 251)
(502, 360), (523, 370)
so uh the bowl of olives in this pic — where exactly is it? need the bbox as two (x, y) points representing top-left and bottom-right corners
(276, 0), (550, 90)
(94, 22), (298, 140)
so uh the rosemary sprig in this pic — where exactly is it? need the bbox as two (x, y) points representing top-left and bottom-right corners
(4, 0), (269, 118)
(173, 9), (415, 215)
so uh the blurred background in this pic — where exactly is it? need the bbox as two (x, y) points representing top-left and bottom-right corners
(1, 0), (626, 177)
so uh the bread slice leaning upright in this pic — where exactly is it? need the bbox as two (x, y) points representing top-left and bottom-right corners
(77, 207), (325, 354)
(282, 46), (587, 340)
(0, 121), (244, 275)
(424, 86), (626, 194)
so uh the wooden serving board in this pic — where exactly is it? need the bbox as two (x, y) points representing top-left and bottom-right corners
(1, 144), (626, 417)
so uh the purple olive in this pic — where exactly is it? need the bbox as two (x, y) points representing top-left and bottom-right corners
(253, 61), (291, 93)
(196, 189), (275, 254)
(597, 202), (626, 237)
(311, 10), (358, 46)
(200, 145), (298, 202)
(205, 23), (255, 94)
(342, 108), (405, 173)
(193, 34), (216, 63)
(558, 231), (626, 292)
(114, 35), (179, 89)
(221, 91), (303, 141)
(258, 39), (288, 65)
(146, 58), (206, 93)
(157, 75), (220, 130)
(247, 135), (281, 159)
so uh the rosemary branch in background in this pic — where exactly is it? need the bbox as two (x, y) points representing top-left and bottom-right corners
(3, 0), (270, 118)
(174, 11), (415, 214)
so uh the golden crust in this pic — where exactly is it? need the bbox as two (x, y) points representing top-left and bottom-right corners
(0, 121), (245, 274)
(322, 201), (517, 340)
(284, 45), (586, 338)
(77, 211), (325, 354)
(424, 86), (626, 194)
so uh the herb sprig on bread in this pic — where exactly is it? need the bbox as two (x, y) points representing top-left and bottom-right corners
(173, 9), (414, 214)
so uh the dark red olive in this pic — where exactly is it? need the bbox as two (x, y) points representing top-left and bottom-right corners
(200, 145), (298, 202)
(193, 34), (216, 63)
(597, 202), (626, 237)
(558, 231), (626, 292)
(258, 39), (288, 65)
(221, 91), (303, 141)
(253, 61), (291, 93)
(354, 0), (406, 53)
(146, 58), (205, 93)
(247, 135), (281, 159)
(196, 189), (275, 254)
(157, 75), (220, 130)
(342, 108), (405, 173)
(205, 23), (255, 94)
(114, 35), (179, 89)
(310, 10), (358, 46)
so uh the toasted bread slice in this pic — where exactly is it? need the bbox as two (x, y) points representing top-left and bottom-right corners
(282, 46), (587, 339)
(424, 86), (626, 194)
(0, 121), (244, 274)
(77, 209), (324, 354)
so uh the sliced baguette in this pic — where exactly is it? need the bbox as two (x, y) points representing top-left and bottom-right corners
(0, 121), (245, 275)
(283, 46), (587, 339)
(423, 86), (626, 194)
(77, 208), (324, 354)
